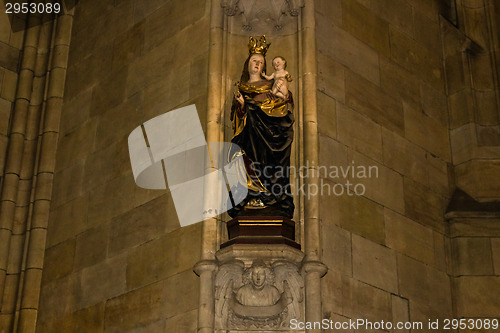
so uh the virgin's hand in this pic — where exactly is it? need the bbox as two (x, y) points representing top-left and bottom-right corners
(234, 91), (244, 106)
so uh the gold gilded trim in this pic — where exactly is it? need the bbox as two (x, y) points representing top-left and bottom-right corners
(239, 223), (284, 226)
(238, 81), (272, 94)
(232, 109), (246, 137)
(259, 99), (288, 117)
(238, 220), (284, 223)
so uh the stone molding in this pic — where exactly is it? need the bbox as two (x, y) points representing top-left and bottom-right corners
(301, 260), (328, 277)
(221, 0), (305, 35)
(194, 260), (219, 276)
(216, 244), (305, 264)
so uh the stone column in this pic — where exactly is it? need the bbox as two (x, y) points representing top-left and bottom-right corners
(0, 6), (74, 332)
(196, 1), (224, 332)
(9, 13), (55, 333)
(301, 1), (328, 331)
(194, 260), (218, 333)
(0, 11), (42, 322)
(17, 9), (74, 333)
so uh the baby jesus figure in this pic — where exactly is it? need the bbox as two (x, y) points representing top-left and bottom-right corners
(261, 56), (292, 100)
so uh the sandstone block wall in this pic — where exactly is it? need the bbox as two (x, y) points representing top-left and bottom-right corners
(36, 0), (209, 331)
(316, 0), (471, 328)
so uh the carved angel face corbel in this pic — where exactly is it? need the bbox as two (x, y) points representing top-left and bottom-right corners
(251, 266), (266, 289)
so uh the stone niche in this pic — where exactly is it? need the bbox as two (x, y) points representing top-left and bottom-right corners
(214, 244), (305, 332)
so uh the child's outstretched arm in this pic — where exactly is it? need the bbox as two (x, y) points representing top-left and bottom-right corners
(261, 71), (274, 80)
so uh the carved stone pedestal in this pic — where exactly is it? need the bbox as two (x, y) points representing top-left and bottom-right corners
(221, 216), (300, 250)
(215, 244), (305, 332)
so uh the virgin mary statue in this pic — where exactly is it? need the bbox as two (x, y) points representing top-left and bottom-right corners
(228, 36), (294, 219)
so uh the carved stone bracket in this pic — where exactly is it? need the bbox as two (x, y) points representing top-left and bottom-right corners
(221, 0), (305, 35)
(214, 244), (305, 332)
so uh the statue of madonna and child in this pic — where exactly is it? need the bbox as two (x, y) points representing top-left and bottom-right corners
(228, 36), (295, 219)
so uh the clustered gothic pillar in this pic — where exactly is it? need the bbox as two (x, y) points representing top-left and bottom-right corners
(0, 7), (74, 333)
(442, 0), (500, 322)
(445, 0), (500, 200)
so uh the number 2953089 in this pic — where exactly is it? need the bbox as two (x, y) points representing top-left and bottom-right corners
(5, 2), (61, 14)
(442, 318), (499, 330)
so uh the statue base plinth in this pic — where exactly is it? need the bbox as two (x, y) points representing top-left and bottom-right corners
(221, 216), (300, 250)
